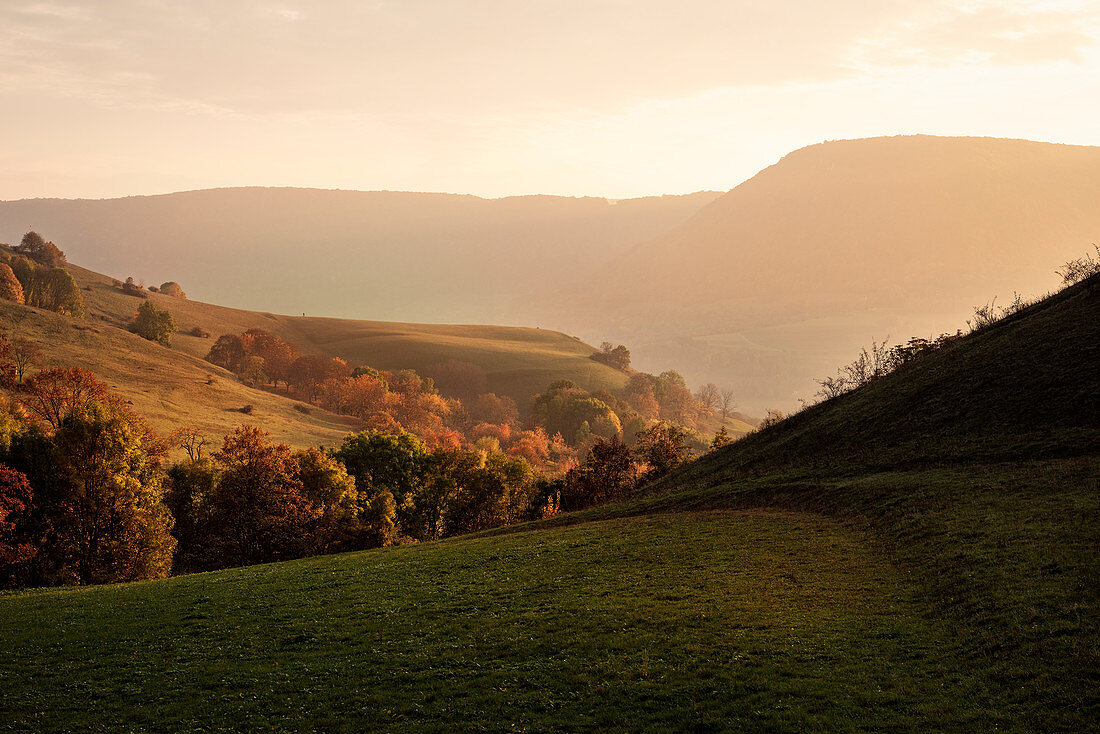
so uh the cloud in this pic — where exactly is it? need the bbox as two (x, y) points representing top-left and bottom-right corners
(847, 1), (1100, 68)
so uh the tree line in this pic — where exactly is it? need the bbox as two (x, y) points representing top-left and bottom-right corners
(0, 336), (737, 589)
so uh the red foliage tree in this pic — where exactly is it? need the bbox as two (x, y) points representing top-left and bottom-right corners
(204, 425), (318, 567)
(21, 367), (110, 430)
(0, 465), (35, 585)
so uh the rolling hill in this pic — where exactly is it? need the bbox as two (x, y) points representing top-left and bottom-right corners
(0, 187), (720, 325)
(531, 135), (1100, 412)
(1, 274), (1094, 728)
(0, 252), (632, 447)
(6, 137), (1096, 417)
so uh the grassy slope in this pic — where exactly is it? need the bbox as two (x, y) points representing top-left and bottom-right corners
(0, 255), (629, 445)
(0, 301), (358, 450)
(2, 511), (976, 732)
(62, 260), (628, 412)
(614, 273), (1100, 729)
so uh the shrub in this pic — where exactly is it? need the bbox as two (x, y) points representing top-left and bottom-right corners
(159, 282), (187, 299)
(293, 404), (311, 414)
(189, 326), (210, 338)
(239, 404), (254, 415)
(119, 277), (146, 298)
(757, 409), (786, 430)
(1055, 245), (1100, 286)
(129, 301), (176, 346)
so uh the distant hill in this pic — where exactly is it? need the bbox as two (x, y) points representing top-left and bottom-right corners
(530, 135), (1100, 412)
(0, 254), (630, 446)
(0, 187), (720, 324)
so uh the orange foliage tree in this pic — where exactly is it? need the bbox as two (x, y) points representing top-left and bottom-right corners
(204, 425), (318, 567)
(21, 367), (110, 430)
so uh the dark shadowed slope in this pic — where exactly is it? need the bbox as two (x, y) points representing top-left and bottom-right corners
(690, 271), (1100, 475)
(621, 273), (1100, 730)
(534, 135), (1100, 412)
(0, 187), (719, 324)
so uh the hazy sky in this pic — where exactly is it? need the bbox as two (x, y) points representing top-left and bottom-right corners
(2, 0), (1099, 200)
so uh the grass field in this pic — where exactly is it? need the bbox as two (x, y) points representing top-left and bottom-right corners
(0, 300), (359, 450)
(2, 510), (979, 732)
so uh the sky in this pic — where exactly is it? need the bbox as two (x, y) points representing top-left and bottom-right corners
(2, 0), (1099, 200)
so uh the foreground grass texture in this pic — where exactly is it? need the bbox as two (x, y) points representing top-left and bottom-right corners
(2, 511), (975, 732)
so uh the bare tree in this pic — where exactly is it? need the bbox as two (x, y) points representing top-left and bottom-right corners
(694, 382), (720, 414)
(171, 426), (209, 463)
(9, 336), (42, 383)
(720, 389), (736, 418)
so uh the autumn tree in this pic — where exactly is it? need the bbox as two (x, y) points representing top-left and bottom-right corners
(720, 389), (736, 418)
(441, 451), (534, 536)
(164, 457), (218, 573)
(15, 231), (66, 267)
(130, 301), (176, 346)
(469, 392), (519, 426)
(159, 281), (187, 299)
(0, 263), (25, 304)
(295, 447), (358, 553)
(49, 402), (175, 585)
(206, 334), (247, 372)
(10, 258), (85, 317)
(21, 368), (110, 430)
(531, 381), (622, 447)
(621, 373), (659, 418)
(652, 371), (698, 428)
(202, 426), (317, 568)
(560, 436), (636, 511)
(710, 426), (732, 451)
(0, 464), (36, 587)
(634, 421), (692, 479)
(290, 355), (349, 402)
(335, 430), (427, 540)
(170, 426), (209, 462)
(694, 383), (721, 414)
(9, 336), (42, 383)
(241, 329), (298, 389)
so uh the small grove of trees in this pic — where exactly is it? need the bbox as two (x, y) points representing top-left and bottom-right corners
(130, 301), (176, 346)
(14, 231), (65, 268)
(8, 256), (85, 317)
(206, 329), (301, 389)
(0, 369), (176, 588)
(591, 342), (631, 370)
(535, 420), (698, 515)
(164, 426), (546, 574)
